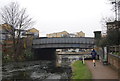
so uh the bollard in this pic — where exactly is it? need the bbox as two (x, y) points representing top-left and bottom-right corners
(82, 56), (85, 64)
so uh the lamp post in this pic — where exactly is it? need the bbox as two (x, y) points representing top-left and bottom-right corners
(112, 0), (118, 21)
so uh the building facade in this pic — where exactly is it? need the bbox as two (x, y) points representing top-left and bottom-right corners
(0, 24), (13, 40)
(27, 28), (39, 38)
(0, 24), (40, 56)
(68, 33), (76, 37)
(106, 21), (120, 31)
(21, 28), (39, 38)
(0, 24), (14, 57)
(46, 31), (85, 38)
(76, 31), (85, 37)
(46, 31), (69, 38)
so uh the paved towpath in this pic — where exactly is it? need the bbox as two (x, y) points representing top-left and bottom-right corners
(85, 60), (118, 79)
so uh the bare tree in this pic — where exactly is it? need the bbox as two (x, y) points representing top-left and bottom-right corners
(108, 0), (120, 21)
(0, 2), (34, 61)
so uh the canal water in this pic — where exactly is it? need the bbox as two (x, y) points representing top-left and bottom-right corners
(2, 60), (72, 80)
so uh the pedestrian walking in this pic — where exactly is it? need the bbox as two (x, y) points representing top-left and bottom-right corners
(91, 49), (97, 67)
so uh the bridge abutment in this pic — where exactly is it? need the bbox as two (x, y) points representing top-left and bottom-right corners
(33, 48), (57, 67)
(33, 48), (56, 60)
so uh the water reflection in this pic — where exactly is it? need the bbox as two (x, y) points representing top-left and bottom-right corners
(11, 71), (31, 79)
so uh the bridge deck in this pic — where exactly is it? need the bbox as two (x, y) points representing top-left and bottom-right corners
(33, 37), (95, 49)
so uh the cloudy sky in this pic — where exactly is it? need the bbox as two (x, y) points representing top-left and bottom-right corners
(0, 0), (114, 37)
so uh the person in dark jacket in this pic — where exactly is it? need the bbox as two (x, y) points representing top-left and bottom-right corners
(91, 49), (97, 67)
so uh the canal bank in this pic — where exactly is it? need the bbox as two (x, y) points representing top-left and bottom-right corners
(71, 60), (92, 79)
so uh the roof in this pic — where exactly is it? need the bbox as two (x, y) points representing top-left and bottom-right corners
(106, 21), (120, 25)
(47, 31), (69, 35)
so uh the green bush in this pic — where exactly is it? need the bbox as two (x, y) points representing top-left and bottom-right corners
(113, 52), (120, 56)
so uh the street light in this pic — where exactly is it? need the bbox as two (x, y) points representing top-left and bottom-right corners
(111, 0), (118, 21)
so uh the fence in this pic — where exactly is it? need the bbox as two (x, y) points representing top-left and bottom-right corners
(107, 45), (120, 79)
(109, 45), (120, 55)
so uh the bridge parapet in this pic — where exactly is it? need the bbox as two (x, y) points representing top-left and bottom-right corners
(33, 37), (95, 49)
(33, 37), (94, 44)
(57, 51), (91, 55)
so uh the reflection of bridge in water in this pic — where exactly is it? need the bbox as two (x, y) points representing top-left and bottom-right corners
(32, 37), (94, 61)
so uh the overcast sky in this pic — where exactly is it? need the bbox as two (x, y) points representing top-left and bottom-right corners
(0, 0), (114, 37)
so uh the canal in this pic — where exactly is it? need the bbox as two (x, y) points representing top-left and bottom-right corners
(2, 60), (72, 80)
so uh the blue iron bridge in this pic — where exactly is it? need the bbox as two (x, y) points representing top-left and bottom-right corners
(33, 37), (95, 49)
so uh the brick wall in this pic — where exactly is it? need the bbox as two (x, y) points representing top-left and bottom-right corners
(108, 54), (120, 79)
(108, 54), (120, 70)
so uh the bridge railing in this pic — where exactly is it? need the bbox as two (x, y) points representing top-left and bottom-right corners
(57, 51), (91, 54)
(33, 37), (94, 45)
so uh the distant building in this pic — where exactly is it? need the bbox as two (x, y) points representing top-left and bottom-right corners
(46, 31), (69, 38)
(101, 33), (107, 37)
(0, 24), (39, 39)
(76, 31), (85, 37)
(0, 24), (13, 40)
(27, 28), (39, 37)
(22, 28), (39, 38)
(106, 21), (120, 31)
(0, 24), (14, 54)
(47, 31), (85, 38)
(68, 33), (76, 37)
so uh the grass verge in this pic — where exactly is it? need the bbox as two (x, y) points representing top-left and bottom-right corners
(71, 60), (92, 79)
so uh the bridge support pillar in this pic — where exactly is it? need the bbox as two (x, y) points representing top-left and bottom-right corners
(33, 48), (57, 66)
